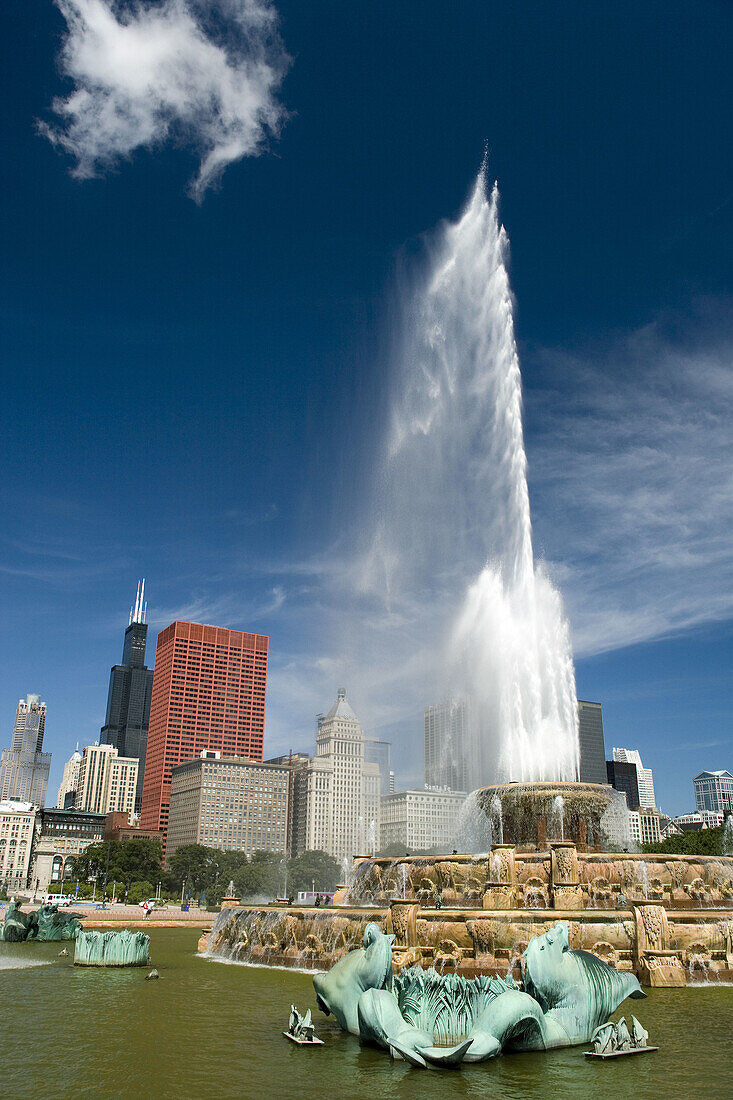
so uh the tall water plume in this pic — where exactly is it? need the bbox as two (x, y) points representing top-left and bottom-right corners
(376, 165), (579, 787)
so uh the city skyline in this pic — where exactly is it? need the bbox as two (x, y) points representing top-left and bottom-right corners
(2, 3), (732, 815)
(0, 591), (730, 819)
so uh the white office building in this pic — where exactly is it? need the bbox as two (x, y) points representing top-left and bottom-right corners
(75, 743), (138, 819)
(0, 800), (38, 893)
(56, 746), (82, 809)
(284, 690), (381, 864)
(380, 789), (468, 851)
(627, 807), (662, 845)
(693, 771), (733, 815)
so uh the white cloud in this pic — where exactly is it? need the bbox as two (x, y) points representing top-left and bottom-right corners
(147, 584), (285, 630)
(525, 305), (733, 656)
(39, 0), (289, 199)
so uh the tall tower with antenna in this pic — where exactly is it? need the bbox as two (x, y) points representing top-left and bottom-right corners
(99, 580), (155, 814)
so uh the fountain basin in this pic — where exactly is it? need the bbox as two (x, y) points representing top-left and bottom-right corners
(204, 897), (733, 986)
(478, 781), (614, 851)
(203, 842), (733, 986)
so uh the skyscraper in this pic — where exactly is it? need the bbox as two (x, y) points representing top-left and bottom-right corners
(139, 620), (269, 846)
(606, 758), (641, 809)
(75, 743), (138, 817)
(311, 689), (381, 862)
(612, 747), (656, 809)
(577, 700), (607, 784)
(693, 771), (733, 815)
(277, 692), (381, 861)
(364, 738), (392, 796)
(56, 745), (82, 809)
(0, 694), (51, 806)
(99, 580), (155, 812)
(424, 699), (469, 791)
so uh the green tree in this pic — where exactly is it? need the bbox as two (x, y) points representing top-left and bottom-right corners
(73, 839), (163, 890)
(208, 850), (252, 904)
(643, 825), (724, 856)
(167, 845), (223, 896)
(127, 881), (154, 905)
(232, 851), (283, 901)
(287, 850), (341, 894)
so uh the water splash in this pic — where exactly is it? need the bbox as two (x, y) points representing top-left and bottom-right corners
(366, 819), (378, 856)
(340, 856), (352, 887)
(490, 794), (504, 844)
(723, 816), (733, 856)
(382, 167), (579, 787)
(551, 795), (565, 842)
(454, 790), (493, 854)
(600, 789), (635, 852)
(636, 860), (649, 900)
(0, 956), (52, 970)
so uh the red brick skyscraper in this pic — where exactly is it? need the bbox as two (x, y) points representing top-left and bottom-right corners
(140, 621), (268, 845)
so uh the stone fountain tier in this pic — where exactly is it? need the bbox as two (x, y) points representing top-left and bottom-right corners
(201, 842), (733, 987)
(478, 781), (614, 851)
(342, 848), (733, 911)
(203, 895), (733, 987)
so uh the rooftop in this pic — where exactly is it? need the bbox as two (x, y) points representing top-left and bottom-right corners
(324, 687), (359, 722)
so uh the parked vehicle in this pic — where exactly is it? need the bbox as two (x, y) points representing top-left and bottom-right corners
(42, 893), (75, 907)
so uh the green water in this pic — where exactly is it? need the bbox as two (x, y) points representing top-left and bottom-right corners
(2, 929), (732, 1099)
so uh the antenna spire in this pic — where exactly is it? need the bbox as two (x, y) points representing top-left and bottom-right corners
(130, 578), (147, 624)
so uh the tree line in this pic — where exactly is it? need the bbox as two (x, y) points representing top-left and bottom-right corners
(66, 840), (341, 904)
(642, 823), (727, 857)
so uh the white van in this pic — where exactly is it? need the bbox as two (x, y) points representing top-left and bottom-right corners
(42, 893), (75, 907)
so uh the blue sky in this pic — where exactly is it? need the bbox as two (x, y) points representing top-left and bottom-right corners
(2, 1), (732, 814)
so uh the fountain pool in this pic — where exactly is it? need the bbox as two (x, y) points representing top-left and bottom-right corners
(2, 928), (732, 1098)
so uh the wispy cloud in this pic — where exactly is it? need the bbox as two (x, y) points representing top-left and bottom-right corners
(147, 584), (285, 630)
(39, 0), (289, 200)
(526, 302), (733, 656)
(666, 739), (732, 752)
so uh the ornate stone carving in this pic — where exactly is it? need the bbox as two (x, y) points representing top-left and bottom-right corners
(392, 946), (423, 971)
(390, 901), (420, 947)
(684, 877), (710, 901)
(467, 919), (495, 955)
(555, 847), (573, 881)
(522, 877), (549, 909)
(637, 904), (667, 953)
(490, 850), (509, 883)
(591, 941), (617, 966)
(302, 932), (325, 959)
(434, 938), (462, 967)
(619, 861), (636, 888)
(717, 920), (733, 967)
